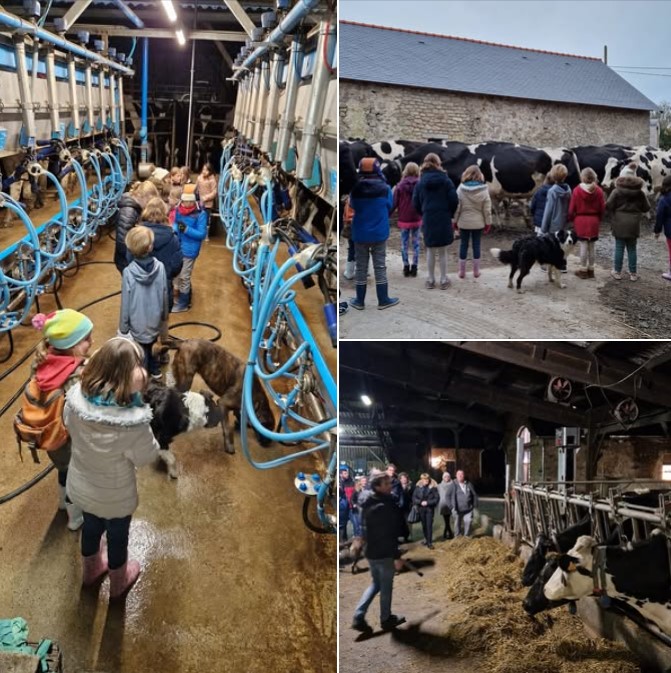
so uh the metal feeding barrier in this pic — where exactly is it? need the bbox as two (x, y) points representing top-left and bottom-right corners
(218, 137), (336, 534)
(507, 480), (671, 547)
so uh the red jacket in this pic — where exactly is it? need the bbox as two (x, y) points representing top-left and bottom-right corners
(392, 176), (421, 229)
(569, 184), (605, 241)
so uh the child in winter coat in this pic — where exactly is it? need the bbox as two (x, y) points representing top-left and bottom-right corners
(167, 166), (184, 210)
(120, 226), (169, 378)
(349, 157), (398, 310)
(412, 153), (459, 289)
(138, 197), (184, 310)
(541, 164), (572, 236)
(605, 163), (650, 281)
(569, 167), (606, 279)
(530, 174), (553, 234)
(172, 187), (208, 312)
(654, 174), (671, 281)
(391, 162), (422, 277)
(114, 181), (160, 274)
(196, 162), (218, 241)
(64, 337), (165, 597)
(453, 165), (492, 279)
(28, 309), (94, 530)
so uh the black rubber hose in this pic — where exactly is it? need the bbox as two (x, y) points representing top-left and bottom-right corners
(167, 321), (222, 343)
(0, 465), (55, 505)
(302, 495), (335, 535)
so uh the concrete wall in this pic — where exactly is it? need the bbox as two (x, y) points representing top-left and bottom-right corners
(340, 80), (650, 147)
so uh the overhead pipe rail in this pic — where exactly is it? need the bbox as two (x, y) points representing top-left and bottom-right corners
(217, 137), (336, 534)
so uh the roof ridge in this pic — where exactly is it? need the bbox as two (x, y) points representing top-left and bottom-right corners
(340, 20), (602, 62)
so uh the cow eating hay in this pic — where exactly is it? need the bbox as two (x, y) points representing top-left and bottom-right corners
(420, 537), (640, 673)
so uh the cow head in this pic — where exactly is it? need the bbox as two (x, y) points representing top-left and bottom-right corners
(522, 533), (552, 587)
(381, 159), (402, 187)
(523, 554), (572, 615)
(539, 535), (597, 604)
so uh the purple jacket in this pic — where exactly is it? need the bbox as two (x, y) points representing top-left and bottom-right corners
(392, 176), (421, 229)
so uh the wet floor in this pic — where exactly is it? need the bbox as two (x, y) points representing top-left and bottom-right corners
(0, 203), (336, 672)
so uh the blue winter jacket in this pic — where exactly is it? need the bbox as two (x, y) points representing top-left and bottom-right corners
(349, 176), (393, 244)
(128, 221), (183, 282)
(530, 183), (551, 229)
(655, 192), (671, 239)
(412, 168), (459, 248)
(173, 207), (208, 259)
(541, 183), (572, 234)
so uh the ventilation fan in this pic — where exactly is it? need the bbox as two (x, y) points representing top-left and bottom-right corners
(547, 376), (573, 403)
(614, 398), (639, 424)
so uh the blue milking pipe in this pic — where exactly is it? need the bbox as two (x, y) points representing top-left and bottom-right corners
(110, 0), (145, 29)
(231, 0), (319, 81)
(0, 7), (133, 75)
(140, 37), (149, 164)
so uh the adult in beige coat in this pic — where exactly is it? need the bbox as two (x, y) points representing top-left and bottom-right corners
(453, 165), (492, 279)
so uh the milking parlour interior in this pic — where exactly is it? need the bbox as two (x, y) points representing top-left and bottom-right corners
(0, 1), (337, 671)
(339, 340), (671, 673)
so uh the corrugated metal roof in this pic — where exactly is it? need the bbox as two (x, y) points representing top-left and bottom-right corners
(340, 21), (657, 112)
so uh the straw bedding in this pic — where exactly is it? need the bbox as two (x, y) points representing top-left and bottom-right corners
(421, 536), (641, 673)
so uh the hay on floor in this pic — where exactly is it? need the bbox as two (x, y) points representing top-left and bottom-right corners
(421, 537), (640, 673)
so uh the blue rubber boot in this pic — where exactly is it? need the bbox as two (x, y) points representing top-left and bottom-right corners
(171, 291), (190, 313)
(376, 283), (399, 310)
(349, 284), (366, 311)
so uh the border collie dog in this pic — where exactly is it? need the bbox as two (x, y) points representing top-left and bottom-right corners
(490, 229), (576, 292)
(144, 380), (224, 478)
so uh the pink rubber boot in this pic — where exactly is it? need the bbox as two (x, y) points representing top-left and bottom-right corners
(473, 259), (481, 278)
(82, 543), (109, 586)
(109, 560), (141, 599)
(458, 259), (466, 279)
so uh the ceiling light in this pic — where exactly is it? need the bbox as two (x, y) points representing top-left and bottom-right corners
(175, 29), (186, 46)
(161, 0), (177, 22)
(361, 394), (372, 406)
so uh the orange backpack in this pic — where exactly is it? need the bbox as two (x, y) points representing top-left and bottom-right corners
(13, 379), (69, 462)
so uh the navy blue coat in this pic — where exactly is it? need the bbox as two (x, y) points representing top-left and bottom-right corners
(655, 192), (671, 239)
(350, 176), (393, 244)
(412, 169), (459, 247)
(142, 222), (184, 282)
(530, 183), (551, 230)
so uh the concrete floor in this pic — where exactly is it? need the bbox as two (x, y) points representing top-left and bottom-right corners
(0, 202), (336, 672)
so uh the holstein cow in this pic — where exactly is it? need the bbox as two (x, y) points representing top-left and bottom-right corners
(526, 532), (671, 639)
(522, 515), (592, 587)
(370, 139), (426, 163)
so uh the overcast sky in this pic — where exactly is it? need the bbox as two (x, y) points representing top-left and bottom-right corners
(339, 0), (671, 105)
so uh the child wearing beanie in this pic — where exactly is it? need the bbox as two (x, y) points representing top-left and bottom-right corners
(30, 309), (94, 530)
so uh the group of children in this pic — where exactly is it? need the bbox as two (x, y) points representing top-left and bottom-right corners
(343, 155), (671, 311)
(10, 164), (221, 599)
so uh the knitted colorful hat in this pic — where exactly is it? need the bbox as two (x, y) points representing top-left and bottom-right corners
(32, 309), (93, 350)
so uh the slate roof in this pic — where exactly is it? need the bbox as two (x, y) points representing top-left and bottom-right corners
(340, 21), (657, 112)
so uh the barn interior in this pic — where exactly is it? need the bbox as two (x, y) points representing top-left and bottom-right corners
(0, 2), (336, 672)
(340, 340), (671, 671)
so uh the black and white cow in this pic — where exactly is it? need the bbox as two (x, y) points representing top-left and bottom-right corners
(522, 515), (592, 587)
(524, 532), (671, 639)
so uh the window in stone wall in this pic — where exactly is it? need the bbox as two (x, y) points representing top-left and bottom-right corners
(662, 454), (671, 481)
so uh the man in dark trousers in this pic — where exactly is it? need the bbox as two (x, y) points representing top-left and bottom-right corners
(452, 469), (479, 537)
(351, 470), (406, 633)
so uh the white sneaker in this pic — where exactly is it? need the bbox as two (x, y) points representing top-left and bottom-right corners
(629, 272), (638, 282)
(610, 270), (622, 280)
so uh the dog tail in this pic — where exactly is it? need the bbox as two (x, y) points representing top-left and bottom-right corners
(490, 247), (516, 265)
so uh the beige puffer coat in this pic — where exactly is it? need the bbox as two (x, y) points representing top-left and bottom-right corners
(454, 181), (492, 230)
(64, 382), (159, 519)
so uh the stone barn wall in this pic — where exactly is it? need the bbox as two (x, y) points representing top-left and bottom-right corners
(340, 80), (650, 147)
(534, 436), (671, 482)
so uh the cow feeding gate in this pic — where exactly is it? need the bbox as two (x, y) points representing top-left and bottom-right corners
(508, 481), (671, 547)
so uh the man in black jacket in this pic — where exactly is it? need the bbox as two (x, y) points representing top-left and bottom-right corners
(351, 470), (406, 633)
